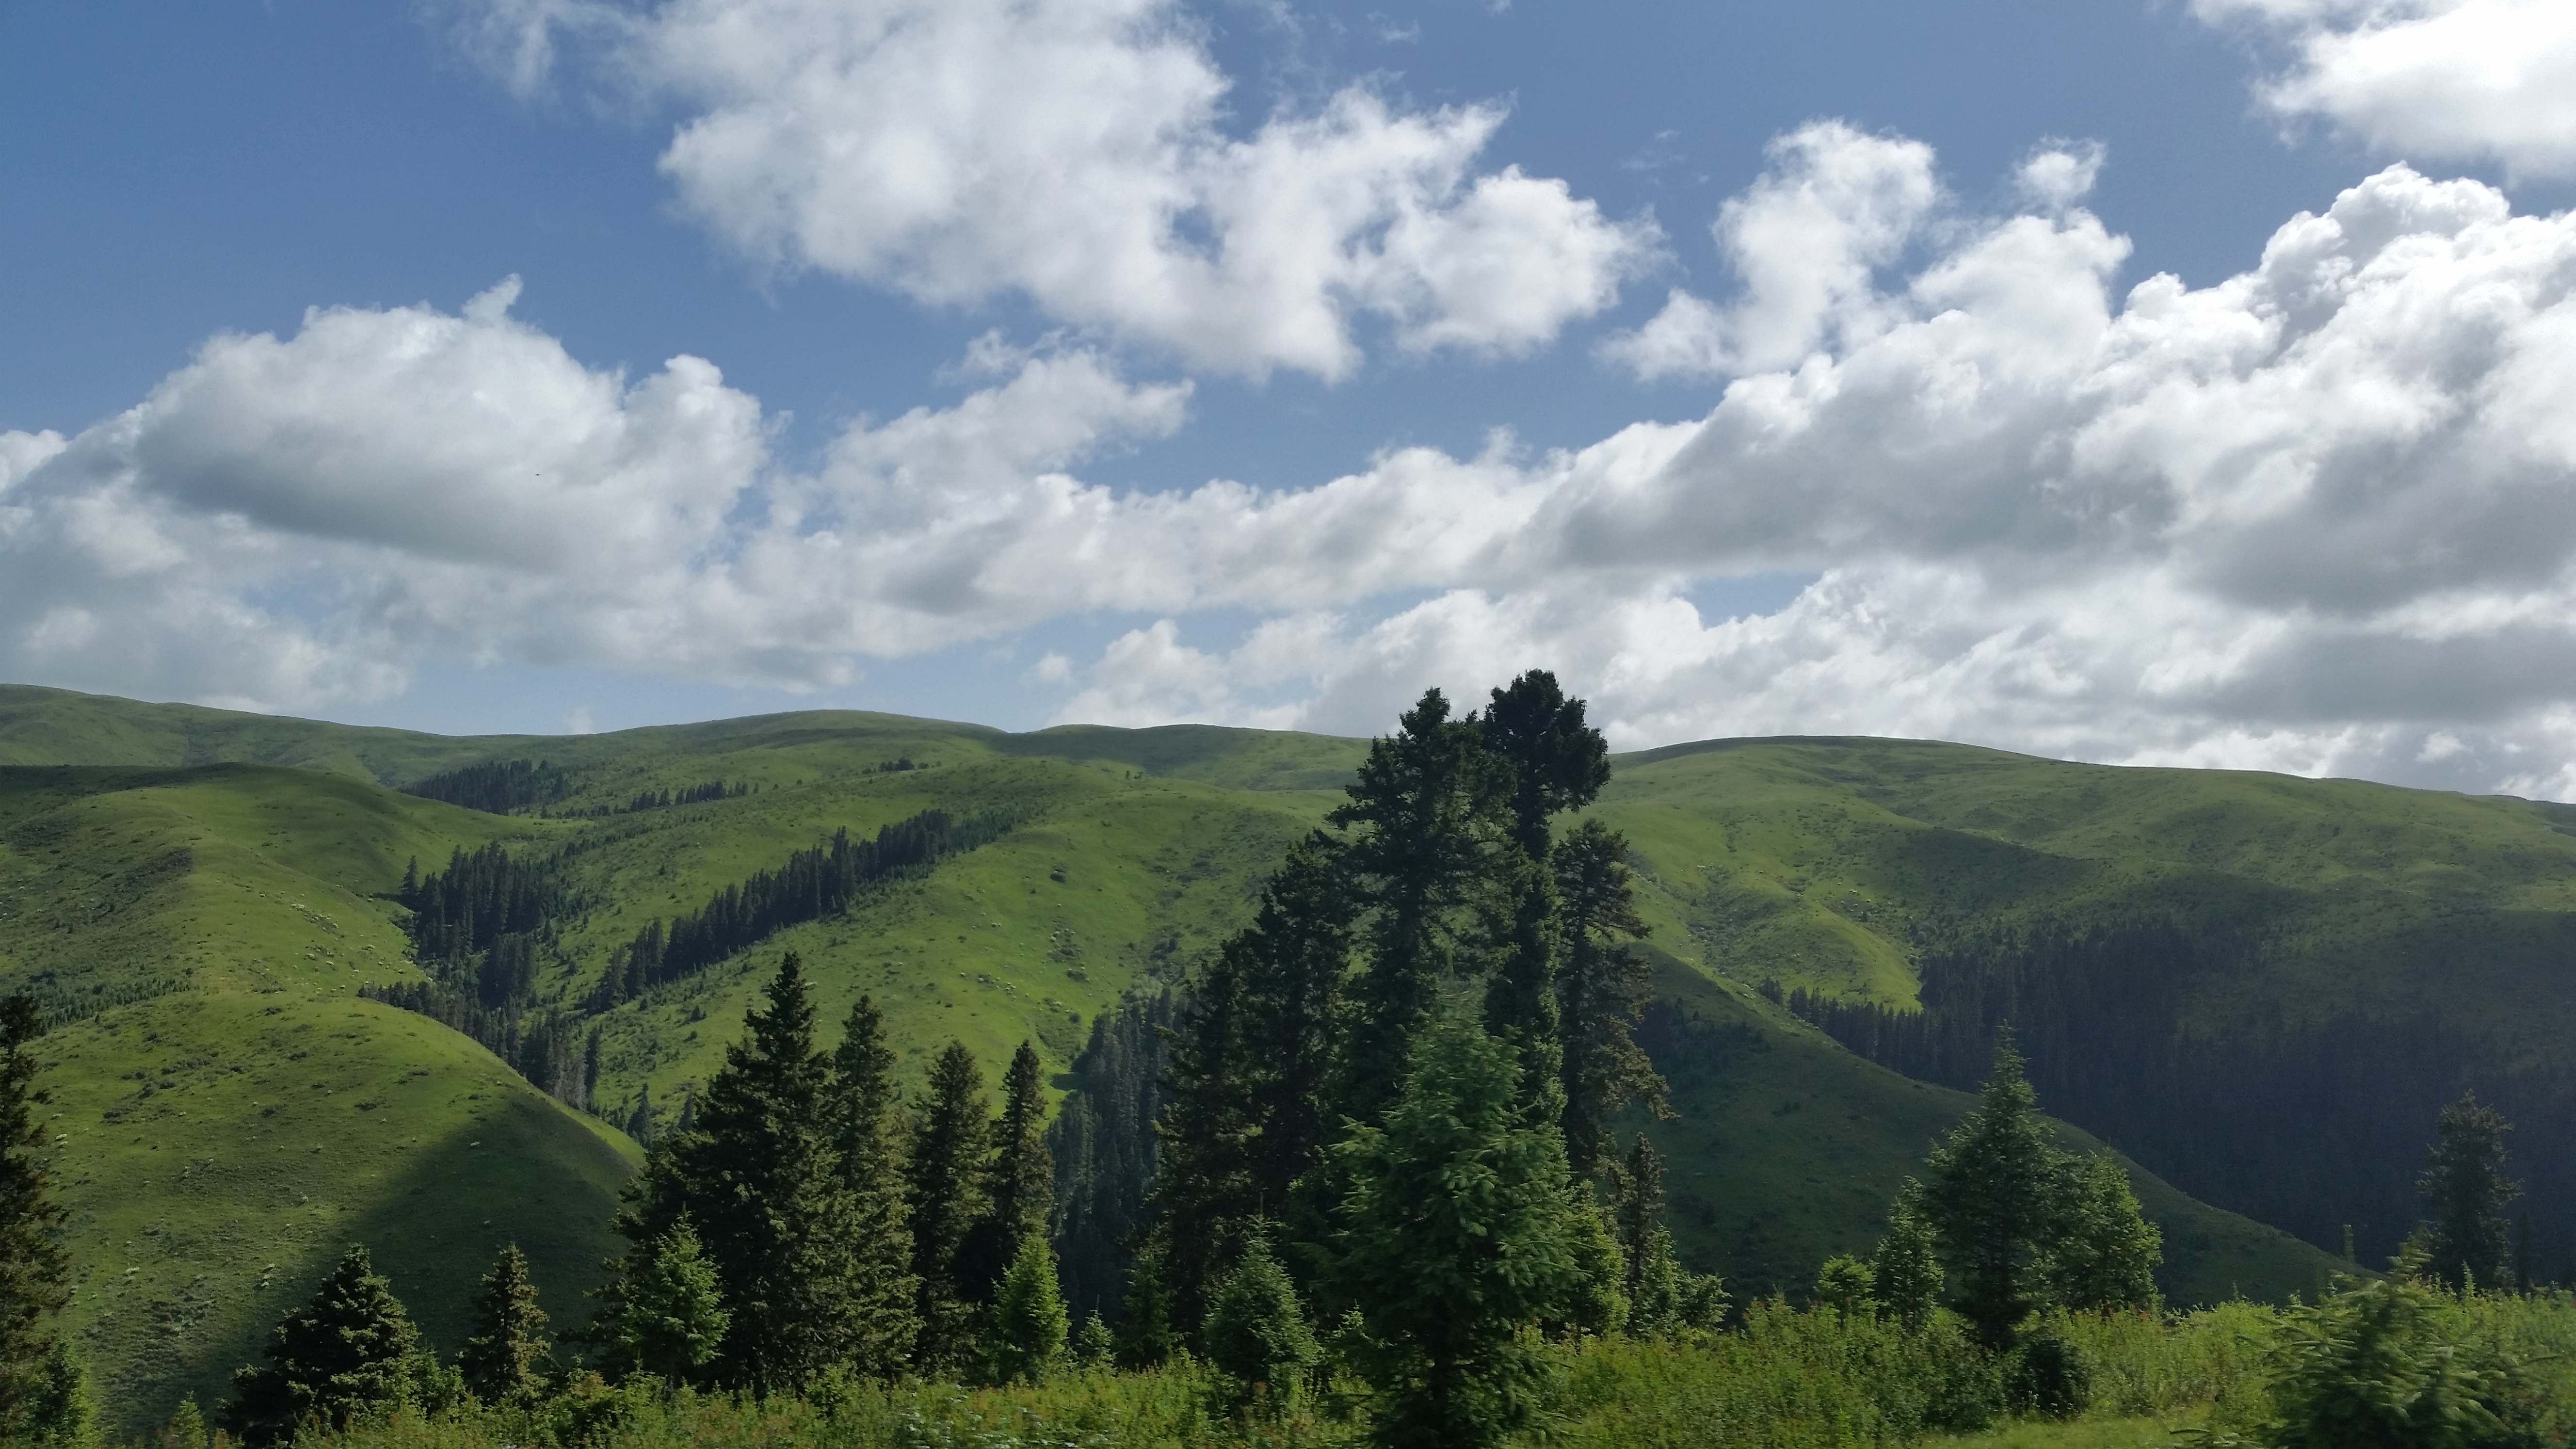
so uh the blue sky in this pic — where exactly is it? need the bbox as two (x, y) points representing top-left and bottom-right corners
(4, 0), (2576, 794)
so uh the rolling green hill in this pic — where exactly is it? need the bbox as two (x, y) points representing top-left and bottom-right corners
(27, 689), (2545, 1428)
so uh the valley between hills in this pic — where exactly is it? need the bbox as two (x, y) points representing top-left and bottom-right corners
(11, 682), (2575, 1429)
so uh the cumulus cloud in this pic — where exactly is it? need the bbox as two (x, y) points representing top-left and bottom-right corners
(466, 0), (1652, 378)
(2194, 0), (2576, 181)
(15, 129), (2576, 796)
(1054, 153), (2576, 795)
(1602, 121), (1944, 380)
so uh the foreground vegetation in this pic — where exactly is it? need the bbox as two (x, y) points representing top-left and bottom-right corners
(130, 1286), (2576, 1449)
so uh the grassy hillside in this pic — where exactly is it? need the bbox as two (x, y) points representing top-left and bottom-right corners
(0, 765), (634, 1425)
(22, 690), (2520, 1427)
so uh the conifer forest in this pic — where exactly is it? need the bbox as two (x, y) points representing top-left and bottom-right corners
(0, 678), (2574, 1447)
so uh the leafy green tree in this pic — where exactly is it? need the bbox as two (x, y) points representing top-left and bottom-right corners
(2417, 1092), (2521, 1293)
(1330, 689), (1516, 1127)
(1870, 1177), (1943, 1332)
(984, 1233), (1069, 1385)
(1816, 1255), (1877, 1315)
(659, 953), (863, 1392)
(1920, 1031), (2069, 1349)
(613, 1219), (728, 1392)
(0, 995), (70, 1437)
(907, 1039), (993, 1373)
(1204, 1233), (1320, 1417)
(964, 1041), (1053, 1299)
(827, 994), (921, 1377)
(456, 1244), (550, 1407)
(224, 1246), (422, 1446)
(1554, 822), (1663, 1175)
(1328, 1012), (1583, 1449)
(2047, 1153), (2161, 1313)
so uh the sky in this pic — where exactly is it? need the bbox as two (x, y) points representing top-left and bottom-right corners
(4, 1), (2576, 794)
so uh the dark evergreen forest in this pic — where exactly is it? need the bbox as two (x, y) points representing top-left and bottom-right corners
(1781, 918), (2576, 1280)
(401, 759), (573, 815)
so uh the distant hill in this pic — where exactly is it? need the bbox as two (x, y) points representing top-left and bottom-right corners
(38, 685), (2562, 1426)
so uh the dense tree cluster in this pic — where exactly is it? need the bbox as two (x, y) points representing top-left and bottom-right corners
(1833, 1032), (2162, 1355)
(623, 778), (751, 813)
(402, 759), (573, 816)
(1781, 918), (2576, 1278)
(1046, 992), (1172, 1325)
(588, 809), (1013, 1009)
(397, 844), (563, 1008)
(593, 954), (1067, 1393)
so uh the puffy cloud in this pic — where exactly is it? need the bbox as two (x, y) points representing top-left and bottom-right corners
(473, 0), (1652, 378)
(2194, 0), (2576, 181)
(1050, 155), (2576, 794)
(16, 129), (2576, 796)
(1602, 121), (1944, 380)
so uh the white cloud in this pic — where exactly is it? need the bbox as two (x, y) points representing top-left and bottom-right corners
(2194, 0), (2576, 181)
(16, 131), (2576, 796)
(472, 0), (1652, 378)
(1602, 121), (1942, 380)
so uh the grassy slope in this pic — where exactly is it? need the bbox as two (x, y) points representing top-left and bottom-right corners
(1596, 737), (2576, 1040)
(0, 692), (2443, 1424)
(0, 766), (635, 1427)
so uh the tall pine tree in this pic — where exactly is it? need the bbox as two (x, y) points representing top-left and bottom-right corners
(225, 1247), (421, 1446)
(456, 1244), (550, 1408)
(0, 996), (70, 1437)
(1920, 1030), (2068, 1349)
(2417, 1091), (2520, 1292)
(827, 995), (921, 1377)
(1150, 954), (1260, 1335)
(1329, 1011), (1583, 1449)
(966, 1041), (1053, 1298)
(648, 954), (862, 1393)
(906, 1040), (993, 1374)
(1553, 820), (1662, 1175)
(1330, 689), (1515, 1127)
(1475, 672), (1612, 1120)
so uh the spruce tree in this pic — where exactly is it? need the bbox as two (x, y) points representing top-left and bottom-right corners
(1232, 835), (1352, 1224)
(2417, 1092), (2521, 1292)
(1554, 821), (1663, 1175)
(456, 1244), (550, 1407)
(0, 996), (70, 1437)
(1204, 1232), (1319, 1418)
(613, 1219), (728, 1392)
(827, 994), (921, 1377)
(2047, 1153), (2161, 1313)
(224, 1246), (422, 1446)
(1330, 689), (1515, 1127)
(1920, 1030), (2069, 1349)
(983, 1233), (1069, 1385)
(1113, 1241), (1180, 1371)
(1871, 1177), (1943, 1332)
(664, 953), (862, 1393)
(1150, 954), (1260, 1333)
(906, 1040), (993, 1374)
(1476, 672), (1611, 1124)
(963, 1041), (1052, 1299)
(1328, 1012), (1583, 1449)
(1609, 1133), (1665, 1306)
